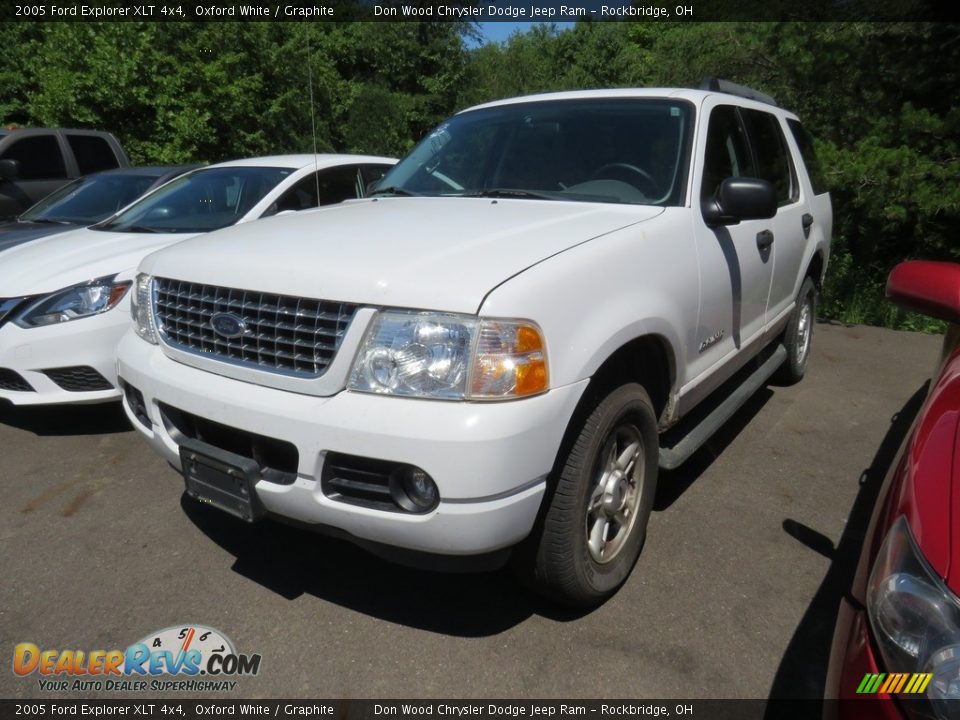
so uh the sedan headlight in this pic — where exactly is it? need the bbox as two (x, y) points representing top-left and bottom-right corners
(868, 516), (960, 718)
(348, 311), (548, 400)
(13, 275), (131, 328)
(130, 273), (158, 345)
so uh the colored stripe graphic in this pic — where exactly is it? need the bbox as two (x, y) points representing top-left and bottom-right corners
(856, 674), (875, 694)
(858, 672), (932, 694)
(904, 674), (919, 693)
(891, 674), (909, 694)
(878, 675), (894, 694)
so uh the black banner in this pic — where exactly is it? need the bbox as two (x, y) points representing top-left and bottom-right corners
(0, 699), (895, 720)
(1, 0), (957, 23)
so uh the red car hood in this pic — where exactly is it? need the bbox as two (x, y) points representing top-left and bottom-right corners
(889, 343), (960, 591)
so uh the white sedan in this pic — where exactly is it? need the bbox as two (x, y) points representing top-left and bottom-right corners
(0, 154), (395, 405)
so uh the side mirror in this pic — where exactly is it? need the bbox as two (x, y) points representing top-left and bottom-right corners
(702, 177), (777, 227)
(0, 158), (20, 181)
(886, 261), (960, 324)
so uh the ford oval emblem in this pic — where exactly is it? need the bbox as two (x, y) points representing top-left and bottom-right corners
(210, 312), (247, 339)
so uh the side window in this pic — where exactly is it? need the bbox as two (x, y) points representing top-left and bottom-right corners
(314, 166), (362, 206)
(788, 119), (827, 196)
(67, 134), (121, 174)
(701, 105), (754, 201)
(268, 167), (361, 216)
(741, 109), (796, 205)
(360, 165), (391, 195)
(0, 136), (66, 180)
(271, 174), (321, 214)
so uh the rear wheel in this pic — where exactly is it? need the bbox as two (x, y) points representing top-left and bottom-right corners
(776, 276), (818, 385)
(524, 383), (659, 607)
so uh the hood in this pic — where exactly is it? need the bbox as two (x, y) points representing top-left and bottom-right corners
(141, 198), (664, 314)
(0, 221), (80, 251)
(887, 342), (960, 590)
(0, 226), (196, 296)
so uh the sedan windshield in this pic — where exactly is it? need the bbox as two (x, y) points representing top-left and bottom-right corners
(21, 174), (162, 225)
(96, 166), (293, 234)
(376, 99), (693, 206)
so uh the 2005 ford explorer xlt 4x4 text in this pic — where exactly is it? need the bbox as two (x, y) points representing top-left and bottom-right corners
(117, 82), (832, 606)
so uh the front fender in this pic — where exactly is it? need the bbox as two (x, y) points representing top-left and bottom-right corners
(479, 212), (694, 394)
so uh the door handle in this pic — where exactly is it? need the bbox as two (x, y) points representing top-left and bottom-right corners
(802, 213), (814, 238)
(756, 229), (774, 251)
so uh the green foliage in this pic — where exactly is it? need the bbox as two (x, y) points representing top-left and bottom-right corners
(3, 20), (957, 332)
(2, 21), (468, 163)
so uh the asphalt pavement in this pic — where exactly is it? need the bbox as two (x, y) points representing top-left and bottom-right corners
(0, 322), (943, 701)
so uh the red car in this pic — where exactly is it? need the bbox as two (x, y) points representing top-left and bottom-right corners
(826, 260), (960, 719)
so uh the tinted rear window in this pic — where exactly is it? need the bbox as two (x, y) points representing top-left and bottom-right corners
(68, 134), (121, 174)
(787, 119), (827, 196)
(741, 108), (797, 205)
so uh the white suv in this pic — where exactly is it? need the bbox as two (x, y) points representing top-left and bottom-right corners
(118, 82), (831, 606)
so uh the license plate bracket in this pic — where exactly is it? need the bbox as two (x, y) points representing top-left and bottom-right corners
(179, 438), (265, 523)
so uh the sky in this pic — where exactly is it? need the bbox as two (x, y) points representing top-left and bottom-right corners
(473, 21), (576, 46)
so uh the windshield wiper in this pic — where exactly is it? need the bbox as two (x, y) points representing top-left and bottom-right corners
(23, 218), (72, 225)
(120, 225), (165, 234)
(461, 189), (556, 201)
(371, 186), (419, 197)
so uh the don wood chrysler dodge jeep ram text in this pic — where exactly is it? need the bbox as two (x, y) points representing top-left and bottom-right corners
(117, 84), (832, 606)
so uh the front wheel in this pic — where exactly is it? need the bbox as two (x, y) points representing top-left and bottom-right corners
(522, 383), (659, 607)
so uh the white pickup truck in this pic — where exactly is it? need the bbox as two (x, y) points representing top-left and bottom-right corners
(117, 81), (831, 606)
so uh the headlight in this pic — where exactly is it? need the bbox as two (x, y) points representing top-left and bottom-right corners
(13, 276), (131, 328)
(867, 516), (960, 718)
(348, 311), (548, 400)
(130, 273), (158, 345)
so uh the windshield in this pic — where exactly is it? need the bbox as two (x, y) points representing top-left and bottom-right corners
(21, 173), (162, 225)
(377, 98), (693, 206)
(97, 166), (293, 233)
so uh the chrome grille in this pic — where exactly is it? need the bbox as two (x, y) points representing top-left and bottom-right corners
(154, 278), (357, 377)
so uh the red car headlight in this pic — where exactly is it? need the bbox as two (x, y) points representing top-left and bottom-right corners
(868, 516), (960, 718)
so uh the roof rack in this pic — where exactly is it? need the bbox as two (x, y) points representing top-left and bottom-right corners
(698, 77), (778, 107)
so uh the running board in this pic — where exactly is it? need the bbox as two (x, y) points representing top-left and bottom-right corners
(658, 344), (787, 470)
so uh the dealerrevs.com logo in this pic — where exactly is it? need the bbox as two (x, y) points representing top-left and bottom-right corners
(13, 625), (262, 692)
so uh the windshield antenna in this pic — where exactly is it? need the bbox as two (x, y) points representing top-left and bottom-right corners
(306, 27), (320, 201)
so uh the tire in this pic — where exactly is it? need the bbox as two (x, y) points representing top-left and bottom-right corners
(775, 276), (817, 385)
(523, 383), (659, 607)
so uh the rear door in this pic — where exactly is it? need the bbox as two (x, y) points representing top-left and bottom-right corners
(740, 108), (811, 326)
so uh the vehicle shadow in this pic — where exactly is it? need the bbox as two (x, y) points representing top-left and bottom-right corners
(655, 387), (774, 511)
(179, 386), (777, 636)
(0, 399), (132, 436)
(179, 494), (591, 636)
(763, 382), (929, 716)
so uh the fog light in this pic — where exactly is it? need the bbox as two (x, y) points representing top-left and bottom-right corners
(120, 379), (150, 429)
(390, 466), (438, 513)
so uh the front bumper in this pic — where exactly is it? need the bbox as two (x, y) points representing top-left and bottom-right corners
(117, 331), (588, 557)
(0, 308), (126, 406)
(824, 597), (905, 719)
